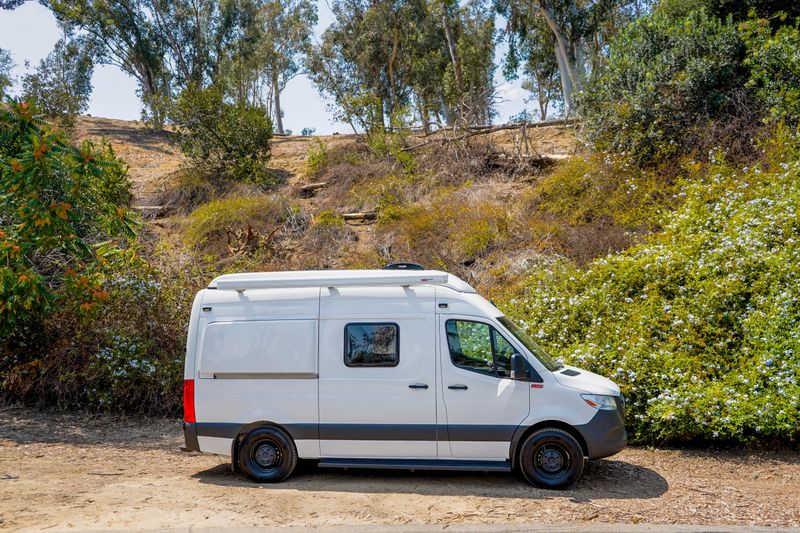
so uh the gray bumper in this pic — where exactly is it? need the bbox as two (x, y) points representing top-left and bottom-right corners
(183, 422), (201, 452)
(575, 408), (627, 459)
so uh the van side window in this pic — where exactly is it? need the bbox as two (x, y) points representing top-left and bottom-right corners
(344, 323), (399, 367)
(445, 319), (515, 378)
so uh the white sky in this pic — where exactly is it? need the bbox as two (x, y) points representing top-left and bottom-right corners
(0, 1), (528, 134)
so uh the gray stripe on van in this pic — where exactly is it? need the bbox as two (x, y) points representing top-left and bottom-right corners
(319, 424), (436, 441)
(195, 423), (517, 442)
(211, 372), (319, 379)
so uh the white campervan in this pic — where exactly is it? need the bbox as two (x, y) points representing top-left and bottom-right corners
(182, 268), (626, 489)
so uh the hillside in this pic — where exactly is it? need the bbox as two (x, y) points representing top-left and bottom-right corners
(74, 116), (577, 204)
(73, 116), (589, 291)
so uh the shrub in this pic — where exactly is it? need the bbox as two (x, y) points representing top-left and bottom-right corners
(376, 189), (516, 271)
(313, 209), (345, 227)
(0, 100), (135, 337)
(306, 139), (329, 176)
(743, 19), (800, 126)
(184, 195), (290, 258)
(498, 131), (800, 444)
(530, 152), (681, 230)
(2, 248), (198, 414)
(172, 85), (273, 185)
(581, 8), (750, 165)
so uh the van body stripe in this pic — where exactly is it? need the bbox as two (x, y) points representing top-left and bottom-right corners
(194, 423), (519, 442)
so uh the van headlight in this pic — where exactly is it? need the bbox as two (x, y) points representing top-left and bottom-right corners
(581, 394), (618, 410)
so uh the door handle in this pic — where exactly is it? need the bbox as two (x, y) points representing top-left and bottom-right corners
(408, 383), (429, 389)
(448, 384), (468, 390)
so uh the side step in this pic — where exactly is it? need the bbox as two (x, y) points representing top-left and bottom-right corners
(318, 458), (511, 472)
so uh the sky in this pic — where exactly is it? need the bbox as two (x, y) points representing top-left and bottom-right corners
(0, 1), (528, 135)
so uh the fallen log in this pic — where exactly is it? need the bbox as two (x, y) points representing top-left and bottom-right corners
(342, 211), (377, 224)
(401, 118), (579, 151)
(298, 181), (328, 197)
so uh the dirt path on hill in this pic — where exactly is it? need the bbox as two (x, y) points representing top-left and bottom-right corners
(0, 406), (798, 531)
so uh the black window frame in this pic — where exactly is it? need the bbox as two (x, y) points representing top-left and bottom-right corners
(445, 319), (517, 379)
(343, 322), (400, 368)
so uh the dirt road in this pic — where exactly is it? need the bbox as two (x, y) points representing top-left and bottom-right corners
(0, 406), (798, 531)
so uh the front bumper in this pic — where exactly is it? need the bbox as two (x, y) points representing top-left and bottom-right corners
(575, 407), (627, 460)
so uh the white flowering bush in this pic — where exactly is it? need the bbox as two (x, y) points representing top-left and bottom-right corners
(500, 132), (800, 444)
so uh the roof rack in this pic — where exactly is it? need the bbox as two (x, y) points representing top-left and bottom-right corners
(210, 269), (451, 292)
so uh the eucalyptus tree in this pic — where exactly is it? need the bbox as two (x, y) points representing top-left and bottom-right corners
(253, 0), (317, 134)
(48, 0), (173, 127)
(498, 0), (644, 116)
(309, 0), (495, 131)
(21, 36), (94, 127)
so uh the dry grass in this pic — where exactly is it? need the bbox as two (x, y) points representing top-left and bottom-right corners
(72, 116), (637, 286)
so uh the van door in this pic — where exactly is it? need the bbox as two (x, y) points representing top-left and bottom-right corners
(438, 315), (530, 459)
(318, 286), (437, 458)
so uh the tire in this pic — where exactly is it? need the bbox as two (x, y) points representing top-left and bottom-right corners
(238, 426), (298, 483)
(518, 428), (585, 489)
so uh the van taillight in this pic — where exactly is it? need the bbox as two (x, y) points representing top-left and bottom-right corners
(183, 379), (196, 423)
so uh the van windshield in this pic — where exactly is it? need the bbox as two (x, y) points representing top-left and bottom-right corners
(497, 316), (563, 372)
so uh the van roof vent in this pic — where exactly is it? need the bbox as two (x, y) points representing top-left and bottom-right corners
(208, 269), (476, 293)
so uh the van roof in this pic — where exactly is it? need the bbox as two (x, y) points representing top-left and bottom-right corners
(208, 269), (476, 293)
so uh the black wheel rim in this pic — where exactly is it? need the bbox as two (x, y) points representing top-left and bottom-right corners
(251, 440), (281, 471)
(534, 443), (570, 479)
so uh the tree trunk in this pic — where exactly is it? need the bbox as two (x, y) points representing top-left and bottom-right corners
(272, 74), (284, 135)
(441, 3), (464, 95)
(538, 0), (579, 115)
(535, 73), (549, 120)
(419, 99), (431, 134)
(553, 42), (574, 116)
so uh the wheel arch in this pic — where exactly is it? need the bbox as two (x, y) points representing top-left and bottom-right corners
(230, 420), (296, 473)
(510, 420), (589, 470)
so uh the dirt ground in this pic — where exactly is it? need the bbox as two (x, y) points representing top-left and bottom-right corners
(0, 406), (799, 531)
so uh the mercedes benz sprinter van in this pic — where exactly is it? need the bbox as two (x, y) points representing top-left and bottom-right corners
(182, 269), (626, 489)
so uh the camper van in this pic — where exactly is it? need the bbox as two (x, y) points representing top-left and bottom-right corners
(182, 268), (626, 489)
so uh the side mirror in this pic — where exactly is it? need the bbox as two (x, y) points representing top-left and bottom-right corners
(510, 353), (530, 381)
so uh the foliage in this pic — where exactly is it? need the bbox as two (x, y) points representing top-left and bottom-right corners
(500, 131), (800, 444)
(184, 194), (288, 252)
(2, 248), (199, 414)
(21, 36), (94, 128)
(49, 0), (173, 127)
(48, 0), (315, 130)
(659, 0), (800, 23)
(0, 100), (135, 337)
(364, 115), (417, 174)
(742, 19), (800, 127)
(376, 188), (515, 269)
(305, 139), (329, 176)
(530, 152), (681, 230)
(0, 48), (12, 97)
(172, 85), (273, 185)
(308, 0), (496, 131)
(581, 8), (750, 165)
(217, 0), (317, 134)
(313, 209), (345, 227)
(498, 0), (639, 116)
(0, 102), (187, 415)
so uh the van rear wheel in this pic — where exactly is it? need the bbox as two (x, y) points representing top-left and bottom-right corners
(239, 426), (298, 483)
(518, 428), (584, 489)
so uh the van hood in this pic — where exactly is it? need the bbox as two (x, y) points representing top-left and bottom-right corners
(552, 365), (621, 397)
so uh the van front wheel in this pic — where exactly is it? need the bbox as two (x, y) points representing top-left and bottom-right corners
(518, 428), (584, 489)
(239, 426), (298, 483)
